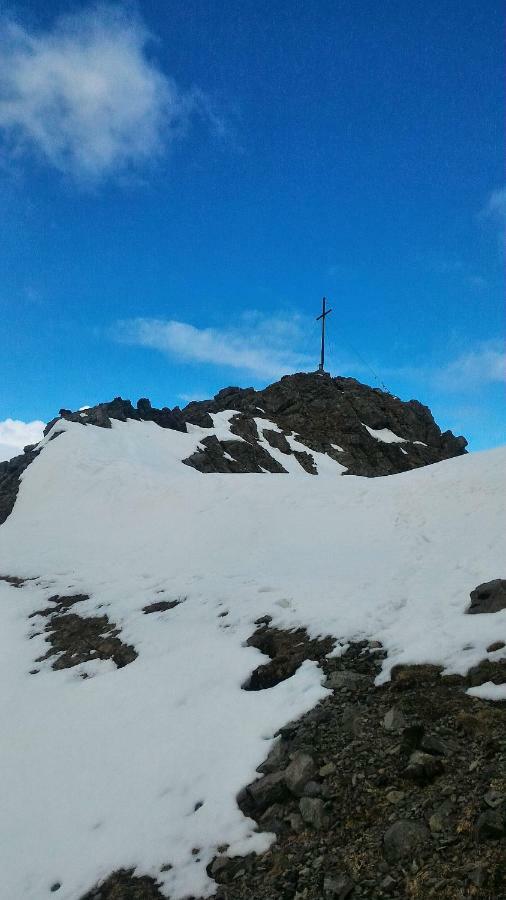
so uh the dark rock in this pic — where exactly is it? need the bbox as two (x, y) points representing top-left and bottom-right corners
(259, 803), (286, 834)
(80, 868), (164, 898)
(341, 705), (363, 737)
(242, 772), (289, 814)
(467, 580), (506, 615)
(467, 659), (506, 687)
(142, 598), (184, 614)
(179, 372), (467, 477)
(323, 872), (354, 898)
(257, 739), (288, 775)
(468, 866), (488, 887)
(404, 750), (444, 783)
(476, 809), (506, 841)
(487, 640), (506, 652)
(383, 707), (407, 732)
(208, 856), (250, 884)
(400, 722), (425, 752)
(420, 734), (448, 756)
(383, 819), (431, 862)
(32, 604), (137, 671)
(262, 428), (291, 454)
(391, 664), (443, 688)
(302, 780), (322, 798)
(242, 624), (333, 691)
(299, 797), (328, 830)
(0, 444), (42, 525)
(325, 670), (366, 691)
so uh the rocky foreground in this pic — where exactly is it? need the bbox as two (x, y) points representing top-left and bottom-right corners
(81, 599), (506, 900)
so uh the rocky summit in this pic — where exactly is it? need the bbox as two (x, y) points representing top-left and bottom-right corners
(0, 372), (467, 526)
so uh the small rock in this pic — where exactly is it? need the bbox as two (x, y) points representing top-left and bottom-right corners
(209, 856), (238, 884)
(476, 809), (506, 841)
(386, 790), (405, 804)
(259, 803), (285, 834)
(323, 873), (354, 899)
(404, 750), (444, 783)
(468, 866), (487, 887)
(284, 752), (317, 796)
(383, 707), (407, 732)
(487, 640), (506, 653)
(325, 670), (366, 690)
(286, 811), (305, 834)
(342, 705), (362, 737)
(302, 780), (322, 798)
(484, 790), (506, 809)
(383, 819), (431, 862)
(420, 734), (447, 756)
(299, 797), (328, 830)
(429, 813), (444, 833)
(380, 875), (396, 890)
(400, 723), (424, 751)
(246, 771), (288, 812)
(257, 738), (288, 774)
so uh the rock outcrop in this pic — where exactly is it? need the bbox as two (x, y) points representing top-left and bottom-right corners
(180, 372), (467, 476)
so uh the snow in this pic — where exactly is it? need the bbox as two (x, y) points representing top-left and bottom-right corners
(363, 424), (407, 444)
(468, 681), (506, 701)
(0, 416), (505, 900)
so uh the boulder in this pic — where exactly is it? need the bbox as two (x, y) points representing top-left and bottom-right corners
(383, 819), (431, 862)
(467, 580), (506, 615)
(284, 752), (317, 796)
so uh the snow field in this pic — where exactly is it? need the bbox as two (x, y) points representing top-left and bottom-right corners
(0, 416), (504, 899)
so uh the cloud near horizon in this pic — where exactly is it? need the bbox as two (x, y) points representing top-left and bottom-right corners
(116, 313), (316, 380)
(434, 340), (506, 391)
(0, 4), (218, 181)
(0, 418), (45, 463)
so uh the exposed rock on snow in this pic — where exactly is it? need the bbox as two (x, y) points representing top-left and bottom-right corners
(242, 623), (334, 691)
(180, 372), (467, 477)
(29, 593), (138, 672)
(467, 579), (506, 614)
(0, 443), (42, 524)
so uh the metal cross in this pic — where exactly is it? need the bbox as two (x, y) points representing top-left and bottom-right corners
(316, 296), (332, 373)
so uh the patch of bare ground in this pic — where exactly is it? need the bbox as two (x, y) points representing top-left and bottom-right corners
(0, 573), (37, 587)
(242, 616), (335, 690)
(143, 596), (186, 614)
(79, 869), (165, 899)
(29, 593), (137, 672)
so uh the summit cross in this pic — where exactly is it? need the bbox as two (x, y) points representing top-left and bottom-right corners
(316, 296), (332, 373)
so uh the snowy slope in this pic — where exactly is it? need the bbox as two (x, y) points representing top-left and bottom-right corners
(0, 416), (505, 900)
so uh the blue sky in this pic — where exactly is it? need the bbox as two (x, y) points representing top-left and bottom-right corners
(0, 0), (504, 458)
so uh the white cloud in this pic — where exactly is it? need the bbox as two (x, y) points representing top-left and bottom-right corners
(484, 186), (506, 222)
(117, 313), (316, 379)
(482, 186), (506, 254)
(0, 4), (215, 181)
(0, 418), (45, 463)
(435, 341), (506, 391)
